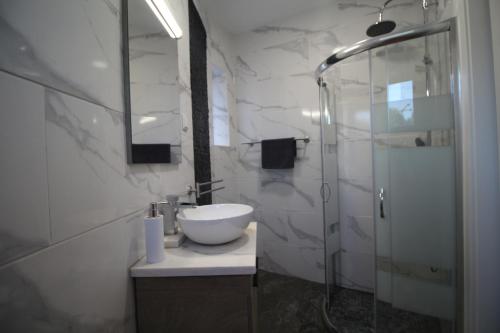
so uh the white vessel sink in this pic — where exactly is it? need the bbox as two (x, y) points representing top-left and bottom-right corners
(177, 204), (253, 245)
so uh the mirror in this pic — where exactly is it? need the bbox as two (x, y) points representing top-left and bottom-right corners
(123, 0), (182, 164)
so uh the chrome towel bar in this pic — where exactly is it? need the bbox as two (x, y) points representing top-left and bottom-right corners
(241, 137), (310, 147)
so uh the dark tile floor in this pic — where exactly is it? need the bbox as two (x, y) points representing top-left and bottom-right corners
(258, 269), (325, 333)
(257, 270), (452, 333)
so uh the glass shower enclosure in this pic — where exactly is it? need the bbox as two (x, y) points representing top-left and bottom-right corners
(318, 19), (460, 332)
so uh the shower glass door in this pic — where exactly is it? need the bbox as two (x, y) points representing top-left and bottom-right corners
(370, 31), (457, 332)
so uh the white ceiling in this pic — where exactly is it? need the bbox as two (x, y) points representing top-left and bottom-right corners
(196, 0), (335, 34)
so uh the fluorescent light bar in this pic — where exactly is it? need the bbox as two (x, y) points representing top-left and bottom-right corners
(145, 0), (183, 39)
(139, 116), (157, 124)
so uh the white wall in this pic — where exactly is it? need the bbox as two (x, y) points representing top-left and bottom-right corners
(0, 0), (195, 330)
(452, 0), (500, 331)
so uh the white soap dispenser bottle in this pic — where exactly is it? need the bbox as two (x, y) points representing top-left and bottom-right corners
(144, 202), (165, 264)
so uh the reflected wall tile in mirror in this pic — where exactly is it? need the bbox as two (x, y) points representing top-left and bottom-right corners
(131, 112), (181, 145)
(126, 0), (182, 162)
(0, 0), (123, 111)
(0, 71), (50, 265)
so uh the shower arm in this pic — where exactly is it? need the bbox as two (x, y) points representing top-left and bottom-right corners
(377, 0), (431, 23)
(376, 0), (394, 23)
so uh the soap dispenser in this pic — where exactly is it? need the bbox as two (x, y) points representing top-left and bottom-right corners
(144, 202), (165, 264)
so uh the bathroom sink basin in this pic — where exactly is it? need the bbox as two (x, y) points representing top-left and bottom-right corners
(177, 204), (253, 245)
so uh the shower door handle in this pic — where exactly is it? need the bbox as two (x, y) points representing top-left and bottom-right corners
(378, 187), (385, 219)
(320, 182), (332, 203)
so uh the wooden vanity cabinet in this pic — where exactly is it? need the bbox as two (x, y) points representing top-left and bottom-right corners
(134, 274), (258, 333)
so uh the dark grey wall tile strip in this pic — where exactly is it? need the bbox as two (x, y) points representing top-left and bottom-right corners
(189, 0), (212, 205)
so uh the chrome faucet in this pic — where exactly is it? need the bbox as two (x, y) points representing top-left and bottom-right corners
(159, 195), (196, 235)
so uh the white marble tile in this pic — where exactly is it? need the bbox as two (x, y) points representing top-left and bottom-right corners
(338, 178), (373, 216)
(262, 239), (325, 283)
(212, 175), (238, 205)
(45, 90), (161, 242)
(341, 215), (374, 255)
(0, 71), (50, 265)
(131, 111), (181, 145)
(0, 210), (144, 332)
(285, 211), (324, 248)
(254, 208), (289, 244)
(337, 146), (373, 196)
(258, 178), (322, 212)
(326, 222), (341, 255)
(236, 37), (311, 80)
(339, 250), (374, 293)
(128, 31), (181, 145)
(211, 146), (239, 179)
(0, 0), (123, 111)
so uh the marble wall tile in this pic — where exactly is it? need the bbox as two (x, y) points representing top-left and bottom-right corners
(0, 0), (196, 330)
(337, 140), (373, 184)
(45, 90), (153, 242)
(285, 211), (324, 248)
(232, 3), (342, 283)
(341, 216), (374, 254)
(0, 71), (50, 265)
(338, 179), (373, 217)
(0, 210), (145, 332)
(201, 0), (431, 286)
(339, 250), (375, 293)
(128, 31), (181, 145)
(0, 0), (123, 111)
(261, 239), (325, 283)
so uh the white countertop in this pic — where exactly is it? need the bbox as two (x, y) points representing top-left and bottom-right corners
(130, 222), (257, 277)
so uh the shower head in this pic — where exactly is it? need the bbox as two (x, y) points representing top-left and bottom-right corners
(366, 0), (432, 38)
(366, 20), (396, 37)
(366, 0), (397, 37)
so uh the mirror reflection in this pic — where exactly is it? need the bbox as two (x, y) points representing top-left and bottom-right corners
(125, 0), (182, 164)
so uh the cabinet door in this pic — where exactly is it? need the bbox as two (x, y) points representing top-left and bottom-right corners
(135, 275), (254, 333)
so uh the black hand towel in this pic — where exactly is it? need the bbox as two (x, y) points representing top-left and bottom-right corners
(131, 144), (171, 163)
(261, 137), (296, 169)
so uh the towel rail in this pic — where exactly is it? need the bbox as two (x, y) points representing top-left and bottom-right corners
(241, 137), (310, 147)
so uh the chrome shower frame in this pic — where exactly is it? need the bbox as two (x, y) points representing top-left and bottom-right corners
(316, 17), (462, 332)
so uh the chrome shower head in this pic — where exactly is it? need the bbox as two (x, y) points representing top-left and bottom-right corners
(366, 0), (397, 37)
(366, 0), (433, 37)
(366, 20), (396, 37)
